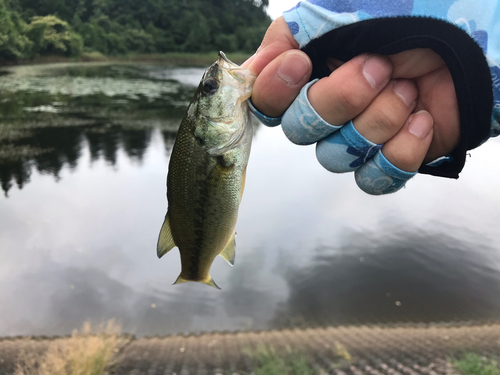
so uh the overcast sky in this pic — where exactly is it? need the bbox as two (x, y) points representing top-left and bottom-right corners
(267, 0), (299, 19)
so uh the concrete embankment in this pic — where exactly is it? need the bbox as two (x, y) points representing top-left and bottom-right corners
(1, 322), (499, 374)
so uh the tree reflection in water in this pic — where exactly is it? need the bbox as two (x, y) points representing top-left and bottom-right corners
(0, 64), (196, 195)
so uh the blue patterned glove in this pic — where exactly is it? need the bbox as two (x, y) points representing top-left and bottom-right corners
(250, 0), (499, 194)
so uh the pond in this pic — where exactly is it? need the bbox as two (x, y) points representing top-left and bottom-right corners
(0, 62), (499, 337)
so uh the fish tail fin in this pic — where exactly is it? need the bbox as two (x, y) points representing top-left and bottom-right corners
(157, 213), (176, 259)
(173, 274), (221, 290)
(202, 276), (221, 289)
(172, 275), (189, 285)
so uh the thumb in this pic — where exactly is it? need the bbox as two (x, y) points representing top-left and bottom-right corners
(242, 16), (299, 74)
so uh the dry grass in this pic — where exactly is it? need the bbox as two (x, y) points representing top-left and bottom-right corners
(14, 320), (126, 375)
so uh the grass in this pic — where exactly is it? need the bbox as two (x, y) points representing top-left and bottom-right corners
(246, 344), (318, 375)
(244, 341), (353, 375)
(14, 320), (126, 375)
(452, 353), (500, 375)
(116, 51), (252, 66)
(1, 51), (252, 68)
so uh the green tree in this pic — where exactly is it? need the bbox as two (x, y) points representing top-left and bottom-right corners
(123, 28), (156, 54)
(79, 21), (108, 54)
(173, 10), (212, 52)
(1, 0), (272, 59)
(145, 22), (176, 53)
(26, 15), (82, 57)
(15, 0), (82, 22)
(214, 34), (238, 52)
(0, 0), (32, 60)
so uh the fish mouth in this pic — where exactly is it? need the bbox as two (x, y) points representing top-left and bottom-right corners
(202, 52), (256, 91)
(201, 52), (256, 123)
(217, 51), (256, 86)
(218, 51), (232, 65)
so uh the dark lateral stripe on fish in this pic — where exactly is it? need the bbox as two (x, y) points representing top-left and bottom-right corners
(189, 163), (212, 281)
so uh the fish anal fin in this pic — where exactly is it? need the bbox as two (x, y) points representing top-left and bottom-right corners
(157, 213), (176, 259)
(219, 232), (236, 266)
(173, 274), (221, 290)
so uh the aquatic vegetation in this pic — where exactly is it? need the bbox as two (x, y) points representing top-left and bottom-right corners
(0, 63), (193, 195)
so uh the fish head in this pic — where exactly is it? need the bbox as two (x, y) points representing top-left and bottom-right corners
(192, 52), (257, 156)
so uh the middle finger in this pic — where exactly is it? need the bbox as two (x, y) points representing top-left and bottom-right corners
(353, 79), (418, 144)
(307, 53), (393, 126)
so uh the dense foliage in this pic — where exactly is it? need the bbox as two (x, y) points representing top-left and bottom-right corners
(0, 0), (271, 60)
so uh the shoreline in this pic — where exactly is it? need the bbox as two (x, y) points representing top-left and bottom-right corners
(0, 52), (252, 69)
(0, 319), (496, 341)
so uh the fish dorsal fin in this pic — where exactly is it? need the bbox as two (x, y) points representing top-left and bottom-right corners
(157, 213), (176, 259)
(219, 232), (236, 266)
(173, 274), (221, 289)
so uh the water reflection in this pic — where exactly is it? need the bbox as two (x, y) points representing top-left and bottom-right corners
(0, 261), (218, 336)
(2, 223), (498, 337)
(222, 249), (280, 329)
(272, 229), (500, 328)
(0, 63), (499, 337)
(0, 122), (176, 195)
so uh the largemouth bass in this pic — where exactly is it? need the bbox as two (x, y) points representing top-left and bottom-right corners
(157, 52), (256, 289)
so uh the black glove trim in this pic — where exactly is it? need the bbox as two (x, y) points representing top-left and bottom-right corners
(301, 16), (493, 178)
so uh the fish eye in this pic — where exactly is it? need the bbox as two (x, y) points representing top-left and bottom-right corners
(203, 78), (219, 96)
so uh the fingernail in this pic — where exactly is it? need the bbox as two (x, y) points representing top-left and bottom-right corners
(408, 111), (433, 139)
(277, 52), (311, 87)
(363, 55), (392, 88)
(392, 80), (417, 107)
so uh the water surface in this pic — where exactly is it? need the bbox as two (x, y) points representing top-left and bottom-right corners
(0, 63), (499, 337)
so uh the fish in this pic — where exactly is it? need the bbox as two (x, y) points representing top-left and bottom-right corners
(157, 52), (256, 289)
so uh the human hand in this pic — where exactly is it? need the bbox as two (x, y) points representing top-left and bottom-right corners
(244, 17), (460, 193)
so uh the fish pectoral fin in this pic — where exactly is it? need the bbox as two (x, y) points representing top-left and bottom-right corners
(219, 232), (236, 266)
(173, 274), (221, 290)
(157, 213), (176, 259)
(215, 154), (235, 168)
(206, 162), (235, 191)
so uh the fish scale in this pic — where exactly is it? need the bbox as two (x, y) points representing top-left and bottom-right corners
(157, 52), (256, 289)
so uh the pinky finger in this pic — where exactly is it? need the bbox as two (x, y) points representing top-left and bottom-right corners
(355, 110), (434, 195)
